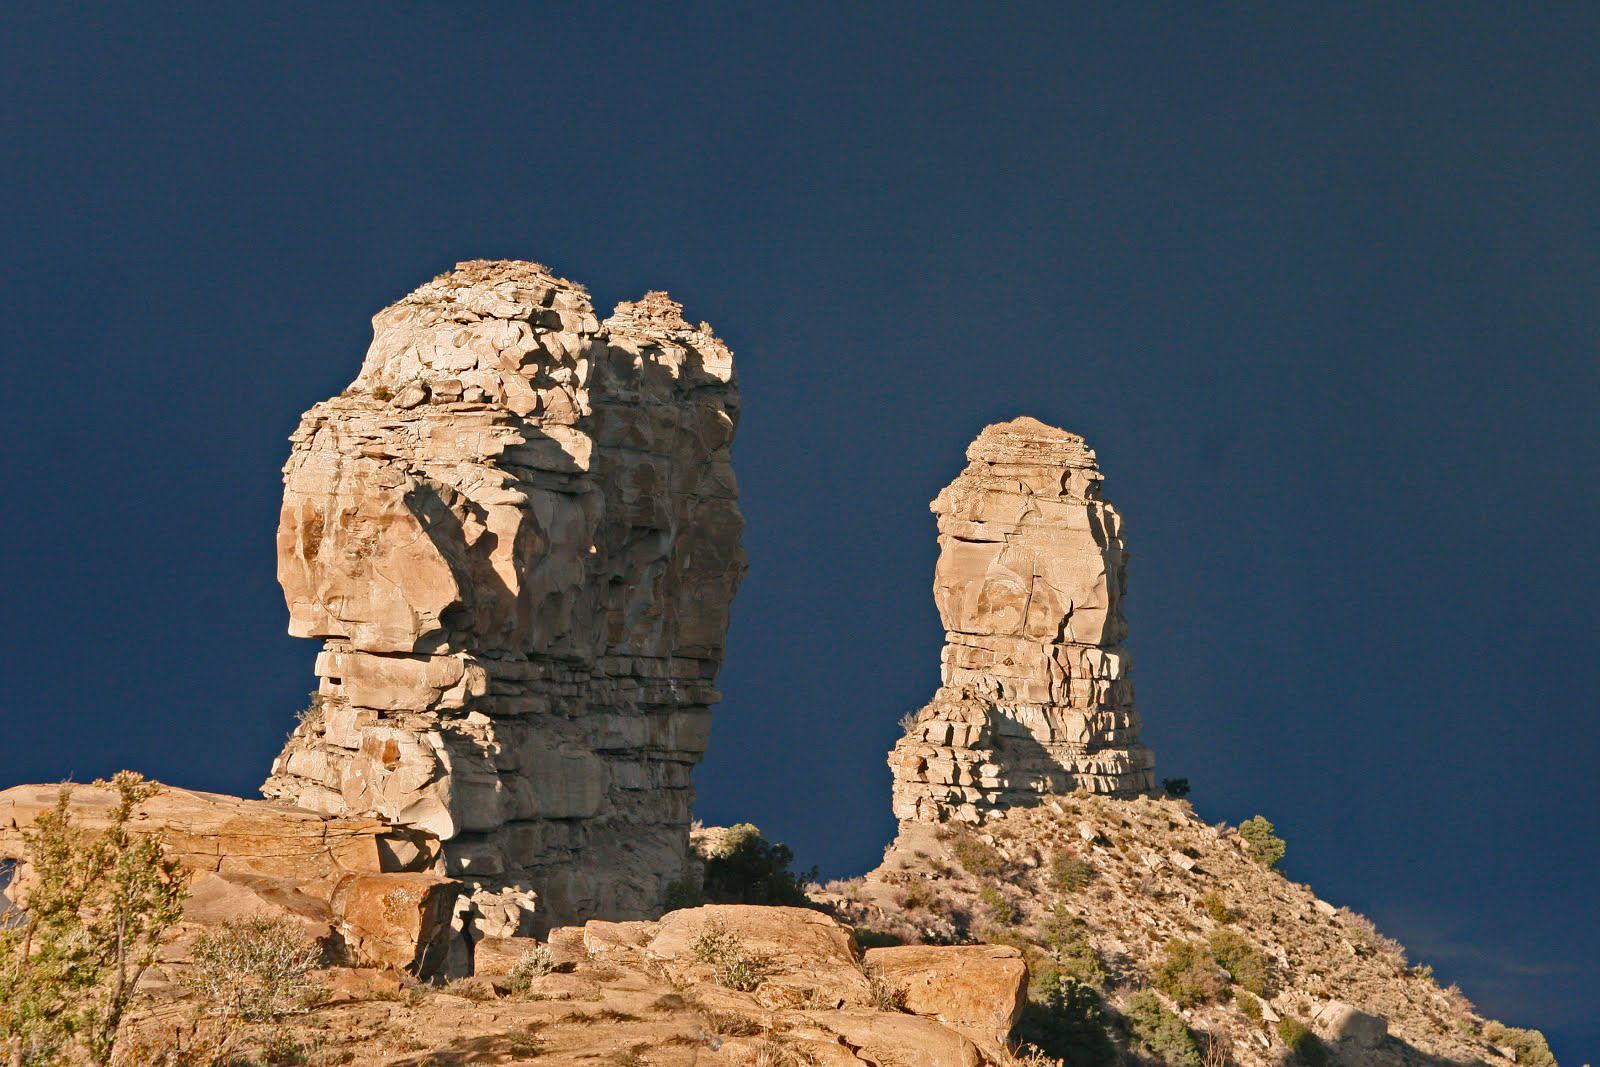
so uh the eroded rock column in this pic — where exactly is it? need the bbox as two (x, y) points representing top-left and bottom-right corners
(889, 417), (1155, 823)
(265, 261), (745, 933)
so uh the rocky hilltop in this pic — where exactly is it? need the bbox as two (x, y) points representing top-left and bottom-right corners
(265, 261), (745, 935)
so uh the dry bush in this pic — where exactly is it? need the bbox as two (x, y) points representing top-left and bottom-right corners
(183, 916), (325, 1023)
(504, 944), (555, 994)
(704, 1010), (762, 1036)
(862, 963), (906, 1012)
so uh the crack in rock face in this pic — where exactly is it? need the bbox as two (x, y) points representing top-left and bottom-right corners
(889, 416), (1156, 823)
(265, 260), (745, 936)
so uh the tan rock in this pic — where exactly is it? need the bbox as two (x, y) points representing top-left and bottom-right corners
(0, 781), (437, 881)
(863, 943), (1027, 1049)
(645, 904), (872, 1008)
(808, 1010), (985, 1067)
(1313, 1000), (1389, 1047)
(263, 261), (746, 934)
(889, 417), (1156, 824)
(329, 872), (461, 974)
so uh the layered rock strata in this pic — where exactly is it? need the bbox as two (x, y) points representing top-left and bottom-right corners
(264, 260), (745, 934)
(0, 783), (457, 976)
(889, 417), (1155, 823)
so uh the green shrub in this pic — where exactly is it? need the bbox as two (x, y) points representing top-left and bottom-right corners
(1239, 816), (1286, 870)
(1207, 928), (1270, 996)
(1049, 850), (1095, 892)
(1198, 889), (1234, 924)
(690, 921), (770, 992)
(1277, 1017), (1332, 1066)
(505, 945), (556, 994)
(0, 773), (188, 1066)
(948, 832), (1007, 879)
(1016, 973), (1117, 1067)
(978, 886), (1018, 926)
(663, 878), (707, 911)
(702, 825), (815, 906)
(1153, 939), (1226, 1007)
(1162, 777), (1191, 798)
(184, 916), (325, 1023)
(1236, 990), (1263, 1024)
(1483, 1022), (1558, 1067)
(1041, 905), (1105, 986)
(1122, 990), (1203, 1067)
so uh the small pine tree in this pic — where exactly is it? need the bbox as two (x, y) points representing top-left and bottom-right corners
(0, 773), (188, 1066)
(1239, 815), (1287, 869)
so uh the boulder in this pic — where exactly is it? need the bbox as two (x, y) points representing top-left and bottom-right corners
(329, 872), (461, 974)
(863, 943), (1027, 1048)
(1313, 1000), (1389, 1047)
(645, 905), (872, 1008)
(809, 1010), (984, 1067)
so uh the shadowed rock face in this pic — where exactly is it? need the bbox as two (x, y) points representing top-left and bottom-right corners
(265, 260), (745, 934)
(889, 417), (1155, 822)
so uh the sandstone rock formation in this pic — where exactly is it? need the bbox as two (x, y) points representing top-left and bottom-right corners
(889, 417), (1155, 823)
(0, 782), (457, 975)
(263, 260), (745, 935)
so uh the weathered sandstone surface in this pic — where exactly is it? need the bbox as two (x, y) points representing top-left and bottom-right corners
(0, 783), (456, 975)
(263, 260), (745, 935)
(889, 417), (1155, 823)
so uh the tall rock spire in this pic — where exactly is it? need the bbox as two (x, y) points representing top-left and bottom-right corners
(889, 417), (1155, 823)
(265, 260), (745, 934)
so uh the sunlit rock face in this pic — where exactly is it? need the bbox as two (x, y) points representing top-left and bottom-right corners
(265, 260), (745, 933)
(889, 417), (1155, 823)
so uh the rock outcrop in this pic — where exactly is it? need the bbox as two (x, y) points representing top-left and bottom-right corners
(889, 417), (1155, 823)
(0, 783), (457, 976)
(263, 260), (745, 934)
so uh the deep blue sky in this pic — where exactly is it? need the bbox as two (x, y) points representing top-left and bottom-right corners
(3, 4), (1596, 1058)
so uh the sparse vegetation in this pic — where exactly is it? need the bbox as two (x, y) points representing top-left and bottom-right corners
(863, 964), (906, 1012)
(1123, 990), (1204, 1067)
(184, 916), (326, 1023)
(1152, 938), (1227, 1007)
(1277, 1017), (1331, 1067)
(947, 830), (1007, 879)
(690, 921), (771, 992)
(704, 1009), (763, 1036)
(1483, 1022), (1558, 1067)
(1236, 990), (1263, 1024)
(978, 886), (1019, 925)
(0, 773), (188, 1067)
(1016, 973), (1116, 1067)
(1040, 905), (1105, 986)
(702, 824), (815, 906)
(1206, 927), (1270, 996)
(505, 944), (557, 994)
(1048, 849), (1094, 892)
(1238, 816), (1286, 870)
(1198, 889), (1234, 924)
